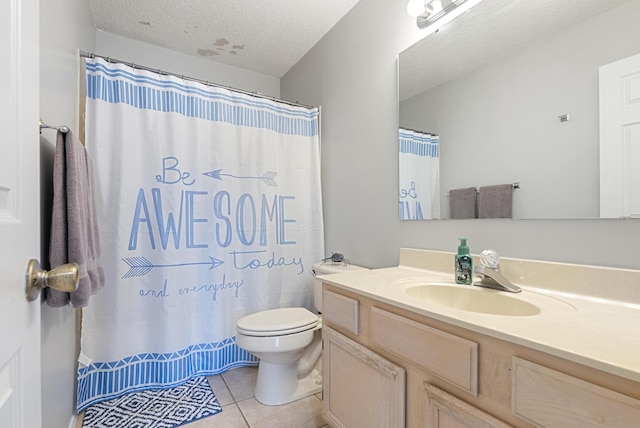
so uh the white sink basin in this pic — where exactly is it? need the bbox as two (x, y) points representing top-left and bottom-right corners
(404, 284), (540, 316)
(393, 280), (576, 317)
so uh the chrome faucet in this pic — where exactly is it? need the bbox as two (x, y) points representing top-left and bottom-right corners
(473, 250), (521, 293)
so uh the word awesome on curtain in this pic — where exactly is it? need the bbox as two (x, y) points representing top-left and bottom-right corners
(78, 57), (324, 410)
(399, 128), (440, 220)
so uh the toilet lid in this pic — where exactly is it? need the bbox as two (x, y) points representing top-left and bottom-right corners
(236, 308), (319, 337)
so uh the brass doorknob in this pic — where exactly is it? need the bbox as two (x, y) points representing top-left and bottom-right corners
(25, 259), (79, 301)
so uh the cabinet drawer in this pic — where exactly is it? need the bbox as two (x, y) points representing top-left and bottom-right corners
(370, 307), (478, 395)
(512, 357), (640, 427)
(323, 289), (359, 335)
(425, 383), (512, 428)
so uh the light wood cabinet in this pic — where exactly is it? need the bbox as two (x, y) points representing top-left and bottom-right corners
(321, 284), (640, 428)
(323, 289), (360, 335)
(425, 383), (512, 428)
(370, 307), (478, 395)
(322, 326), (406, 428)
(512, 357), (640, 427)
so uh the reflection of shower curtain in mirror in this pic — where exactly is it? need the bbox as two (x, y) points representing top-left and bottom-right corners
(399, 128), (440, 220)
(77, 57), (324, 410)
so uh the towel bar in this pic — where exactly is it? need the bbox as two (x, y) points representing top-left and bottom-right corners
(39, 119), (69, 134)
(447, 182), (519, 196)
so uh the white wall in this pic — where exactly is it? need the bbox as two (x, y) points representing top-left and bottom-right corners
(96, 32), (280, 98)
(400, 1), (640, 219)
(39, 1), (95, 427)
(281, 0), (640, 270)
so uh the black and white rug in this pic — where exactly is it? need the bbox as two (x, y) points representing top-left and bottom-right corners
(82, 376), (222, 428)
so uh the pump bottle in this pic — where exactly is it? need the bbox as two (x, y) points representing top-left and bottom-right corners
(455, 238), (473, 285)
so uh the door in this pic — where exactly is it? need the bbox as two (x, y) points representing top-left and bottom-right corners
(599, 52), (640, 218)
(322, 326), (405, 428)
(0, 0), (42, 427)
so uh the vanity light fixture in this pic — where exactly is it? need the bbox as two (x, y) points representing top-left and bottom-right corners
(407, 0), (483, 32)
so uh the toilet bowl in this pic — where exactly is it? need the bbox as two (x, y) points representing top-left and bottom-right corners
(235, 261), (366, 406)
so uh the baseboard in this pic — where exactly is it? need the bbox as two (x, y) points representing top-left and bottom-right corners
(68, 413), (79, 428)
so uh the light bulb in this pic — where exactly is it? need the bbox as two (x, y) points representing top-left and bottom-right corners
(407, 0), (425, 17)
(417, 0), (484, 32)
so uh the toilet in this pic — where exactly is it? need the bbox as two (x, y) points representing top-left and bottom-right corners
(235, 261), (367, 406)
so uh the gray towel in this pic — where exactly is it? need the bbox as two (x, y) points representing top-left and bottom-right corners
(47, 130), (105, 308)
(477, 184), (513, 219)
(449, 187), (477, 219)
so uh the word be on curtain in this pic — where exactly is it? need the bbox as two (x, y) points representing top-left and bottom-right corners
(399, 128), (440, 220)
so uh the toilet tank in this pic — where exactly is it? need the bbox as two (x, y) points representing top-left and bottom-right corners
(312, 262), (368, 313)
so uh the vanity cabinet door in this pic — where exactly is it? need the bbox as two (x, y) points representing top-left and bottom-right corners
(512, 357), (640, 427)
(425, 383), (513, 428)
(322, 326), (406, 428)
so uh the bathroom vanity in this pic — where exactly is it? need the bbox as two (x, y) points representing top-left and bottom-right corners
(319, 249), (640, 428)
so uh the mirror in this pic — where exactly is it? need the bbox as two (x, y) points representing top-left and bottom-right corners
(398, 0), (639, 219)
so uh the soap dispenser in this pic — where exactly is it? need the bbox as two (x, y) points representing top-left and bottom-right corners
(455, 238), (473, 285)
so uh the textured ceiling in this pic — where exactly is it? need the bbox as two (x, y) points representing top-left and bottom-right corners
(89, 0), (360, 78)
(399, 0), (632, 101)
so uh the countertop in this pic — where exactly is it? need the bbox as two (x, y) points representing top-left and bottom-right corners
(319, 264), (640, 383)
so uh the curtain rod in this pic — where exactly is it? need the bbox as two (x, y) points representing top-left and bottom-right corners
(79, 50), (315, 110)
(399, 127), (439, 137)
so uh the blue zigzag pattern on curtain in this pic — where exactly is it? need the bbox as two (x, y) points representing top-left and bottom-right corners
(76, 337), (257, 412)
(399, 129), (439, 158)
(85, 61), (319, 137)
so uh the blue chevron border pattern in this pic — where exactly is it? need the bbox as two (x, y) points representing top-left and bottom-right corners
(77, 338), (257, 411)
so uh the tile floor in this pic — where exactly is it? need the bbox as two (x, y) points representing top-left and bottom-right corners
(76, 366), (329, 428)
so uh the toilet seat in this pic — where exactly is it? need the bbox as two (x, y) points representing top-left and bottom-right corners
(236, 307), (319, 337)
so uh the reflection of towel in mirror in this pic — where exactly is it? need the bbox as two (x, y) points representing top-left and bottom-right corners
(47, 130), (105, 308)
(449, 187), (477, 219)
(478, 184), (513, 219)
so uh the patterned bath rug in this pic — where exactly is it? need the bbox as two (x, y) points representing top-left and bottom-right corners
(81, 376), (222, 428)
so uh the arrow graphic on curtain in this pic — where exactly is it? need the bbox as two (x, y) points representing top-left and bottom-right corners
(202, 169), (278, 187)
(121, 256), (225, 279)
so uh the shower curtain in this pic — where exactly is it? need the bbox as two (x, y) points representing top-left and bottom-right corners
(399, 128), (440, 220)
(77, 57), (324, 410)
